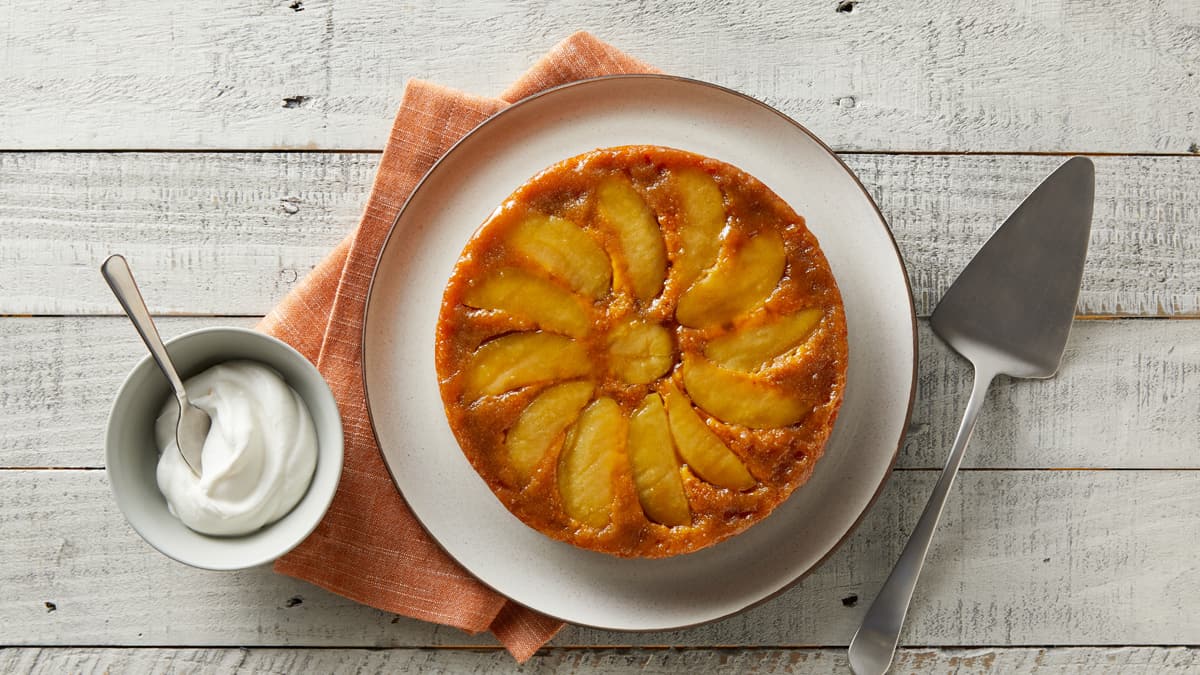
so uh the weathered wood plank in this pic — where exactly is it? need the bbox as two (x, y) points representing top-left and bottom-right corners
(1, 152), (1197, 316)
(0, 152), (371, 316)
(4, 469), (1200, 647)
(3, 317), (1196, 469)
(1, 1), (1197, 152)
(908, 317), (1200, 469)
(0, 318), (256, 468)
(4, 646), (1199, 674)
(851, 154), (1200, 319)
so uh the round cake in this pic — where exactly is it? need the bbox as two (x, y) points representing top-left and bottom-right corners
(435, 146), (848, 557)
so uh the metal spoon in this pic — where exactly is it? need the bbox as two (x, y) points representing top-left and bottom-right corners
(847, 157), (1095, 674)
(101, 254), (210, 477)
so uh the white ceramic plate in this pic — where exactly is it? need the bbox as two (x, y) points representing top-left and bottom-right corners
(362, 75), (916, 632)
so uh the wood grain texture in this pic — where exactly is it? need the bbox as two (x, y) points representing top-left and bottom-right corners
(908, 317), (1200, 469)
(4, 647), (1200, 674)
(3, 0), (1193, 666)
(5, 469), (1200, 647)
(3, 317), (1197, 469)
(0, 152), (371, 316)
(1, 152), (1197, 316)
(9, 309), (1200, 468)
(0, 318), (256, 468)
(850, 154), (1200, 319)
(1, 1), (1197, 152)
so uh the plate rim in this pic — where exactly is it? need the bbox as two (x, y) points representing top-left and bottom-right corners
(360, 73), (918, 632)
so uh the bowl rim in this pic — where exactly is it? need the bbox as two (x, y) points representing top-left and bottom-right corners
(104, 325), (344, 570)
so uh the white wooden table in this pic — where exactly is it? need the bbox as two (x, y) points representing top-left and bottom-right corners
(2, 1), (1198, 672)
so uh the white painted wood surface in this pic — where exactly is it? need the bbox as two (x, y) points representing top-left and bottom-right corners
(6, 469), (1200, 647)
(4, 647), (1200, 674)
(2, 1), (1198, 671)
(4, 317), (1198, 470)
(1, 1), (1198, 153)
(2, 152), (1197, 316)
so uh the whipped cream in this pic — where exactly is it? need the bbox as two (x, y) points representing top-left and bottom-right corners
(154, 360), (318, 536)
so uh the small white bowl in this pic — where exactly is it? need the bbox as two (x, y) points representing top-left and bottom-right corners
(105, 326), (343, 570)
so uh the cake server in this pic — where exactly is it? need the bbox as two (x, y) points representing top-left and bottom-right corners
(848, 157), (1095, 675)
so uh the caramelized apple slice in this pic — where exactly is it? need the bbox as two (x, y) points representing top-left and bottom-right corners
(628, 394), (690, 526)
(507, 213), (612, 299)
(681, 356), (810, 428)
(662, 383), (755, 490)
(673, 168), (726, 289)
(463, 333), (590, 399)
(505, 381), (594, 483)
(676, 229), (786, 328)
(606, 318), (674, 385)
(704, 308), (823, 371)
(558, 397), (626, 528)
(463, 267), (590, 337)
(596, 176), (667, 302)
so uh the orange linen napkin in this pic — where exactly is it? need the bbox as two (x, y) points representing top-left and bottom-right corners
(256, 33), (658, 662)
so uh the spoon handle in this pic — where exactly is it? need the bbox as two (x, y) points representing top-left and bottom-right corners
(100, 255), (189, 404)
(848, 366), (996, 675)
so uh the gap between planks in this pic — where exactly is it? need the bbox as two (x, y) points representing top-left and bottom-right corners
(6, 646), (1200, 674)
(2, 149), (1199, 157)
(8, 467), (1200, 472)
(3, 643), (1200, 650)
(7, 314), (1198, 320)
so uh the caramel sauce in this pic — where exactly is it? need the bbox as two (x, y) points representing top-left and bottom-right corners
(435, 146), (847, 557)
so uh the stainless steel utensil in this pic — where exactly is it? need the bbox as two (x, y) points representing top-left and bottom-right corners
(848, 157), (1095, 674)
(101, 254), (210, 477)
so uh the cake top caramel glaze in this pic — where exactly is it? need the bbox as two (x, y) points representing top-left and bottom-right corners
(435, 146), (848, 558)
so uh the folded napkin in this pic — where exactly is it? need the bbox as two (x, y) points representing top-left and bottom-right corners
(256, 32), (657, 662)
